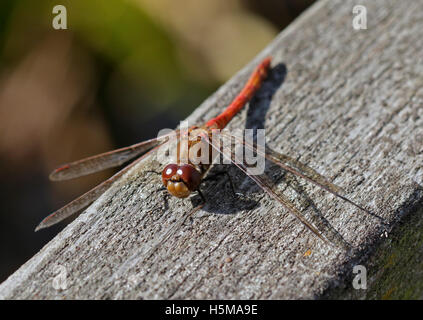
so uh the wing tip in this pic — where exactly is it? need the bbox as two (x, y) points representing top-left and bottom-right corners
(49, 172), (58, 181)
(49, 164), (70, 181)
(35, 215), (55, 232)
(34, 223), (45, 232)
(48, 165), (65, 181)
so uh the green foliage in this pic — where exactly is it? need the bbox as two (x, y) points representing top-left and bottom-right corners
(0, 0), (215, 119)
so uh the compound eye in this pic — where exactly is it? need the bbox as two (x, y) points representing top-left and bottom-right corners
(178, 164), (202, 191)
(162, 164), (178, 184)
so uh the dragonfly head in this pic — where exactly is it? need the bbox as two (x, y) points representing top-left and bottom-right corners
(161, 164), (202, 198)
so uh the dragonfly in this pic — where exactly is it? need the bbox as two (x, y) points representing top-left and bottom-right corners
(36, 57), (369, 244)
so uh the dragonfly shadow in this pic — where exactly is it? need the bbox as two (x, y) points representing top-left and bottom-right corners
(189, 62), (288, 215)
(245, 62), (287, 131)
(189, 62), (351, 248)
(244, 62), (350, 248)
(191, 160), (351, 249)
(277, 168), (352, 249)
(190, 165), (259, 214)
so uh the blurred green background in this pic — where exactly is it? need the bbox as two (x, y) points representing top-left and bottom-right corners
(0, 0), (314, 283)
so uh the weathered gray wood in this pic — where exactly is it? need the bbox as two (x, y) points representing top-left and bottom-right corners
(1, 0), (423, 299)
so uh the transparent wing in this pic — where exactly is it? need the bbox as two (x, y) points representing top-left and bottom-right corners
(36, 144), (164, 231)
(220, 131), (370, 214)
(202, 132), (328, 243)
(49, 131), (178, 181)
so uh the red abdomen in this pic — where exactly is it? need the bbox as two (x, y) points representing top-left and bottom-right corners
(206, 57), (272, 130)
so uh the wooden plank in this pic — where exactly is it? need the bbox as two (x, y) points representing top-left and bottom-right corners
(1, 0), (423, 299)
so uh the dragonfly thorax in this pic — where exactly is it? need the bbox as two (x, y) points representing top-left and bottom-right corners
(161, 163), (202, 198)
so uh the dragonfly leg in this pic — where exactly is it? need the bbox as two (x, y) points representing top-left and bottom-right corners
(197, 188), (207, 203)
(144, 170), (162, 176)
